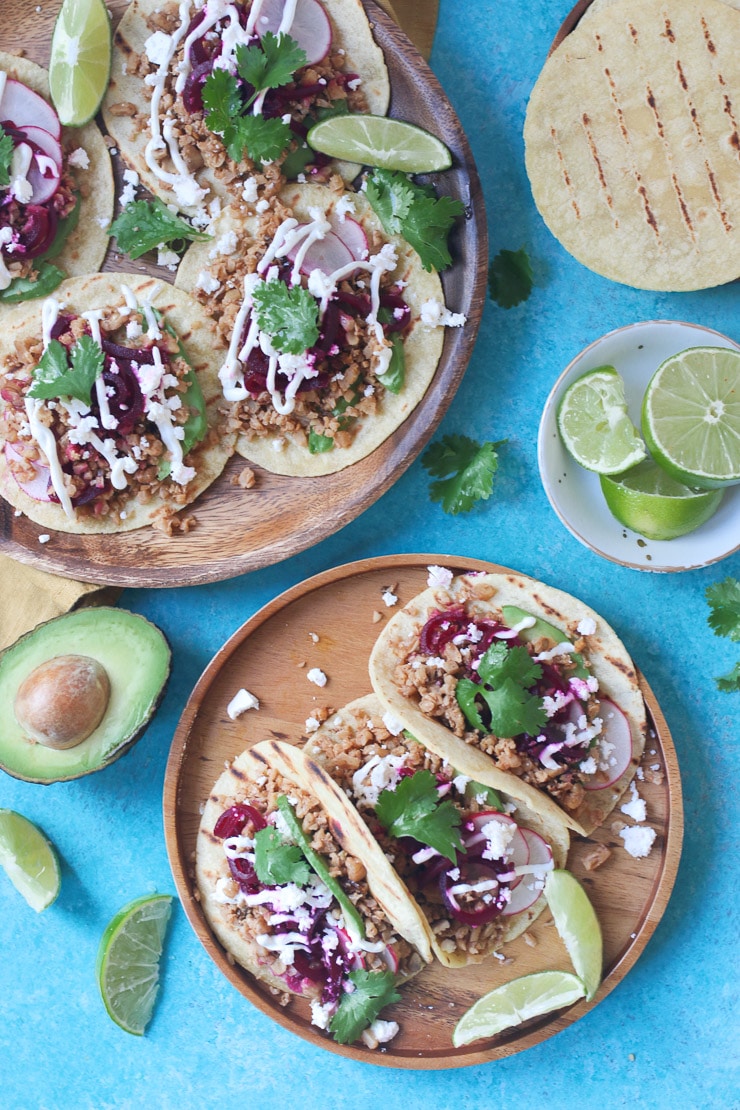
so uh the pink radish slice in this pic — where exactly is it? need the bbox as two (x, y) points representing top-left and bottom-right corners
(332, 216), (368, 261)
(19, 126), (62, 204)
(0, 79), (61, 139)
(287, 228), (354, 276)
(501, 828), (553, 917)
(256, 0), (332, 65)
(581, 698), (634, 792)
(4, 442), (52, 502)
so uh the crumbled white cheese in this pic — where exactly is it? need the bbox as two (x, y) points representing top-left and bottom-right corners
(67, 147), (90, 169)
(579, 756), (598, 774)
(334, 194), (356, 219)
(310, 999), (334, 1030)
(157, 248), (180, 269)
(144, 29), (174, 68)
(619, 825), (656, 859)
(305, 716), (321, 734)
(242, 177), (259, 203)
(307, 668), (327, 688)
(196, 269), (221, 294)
(209, 230), (238, 258)
(452, 774), (470, 794)
(226, 688), (260, 719)
(382, 589), (398, 607)
(577, 617), (597, 636)
(427, 564), (453, 589)
(119, 168), (139, 207)
(381, 710), (405, 736)
(361, 1019), (399, 1048)
(620, 781), (647, 823)
(481, 818), (516, 861)
(38, 534), (50, 544)
(420, 298), (466, 328)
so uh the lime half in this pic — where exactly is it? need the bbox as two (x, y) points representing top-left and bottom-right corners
(49, 0), (112, 127)
(642, 347), (740, 489)
(0, 809), (61, 912)
(96, 894), (173, 1035)
(600, 459), (723, 540)
(545, 870), (603, 1001)
(307, 115), (452, 172)
(557, 366), (647, 474)
(452, 970), (585, 1047)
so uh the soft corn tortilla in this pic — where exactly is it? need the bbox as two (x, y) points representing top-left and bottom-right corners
(0, 53), (113, 285)
(0, 273), (234, 533)
(368, 572), (646, 836)
(524, 0), (740, 291)
(103, 0), (390, 210)
(176, 182), (446, 476)
(305, 693), (570, 969)
(196, 738), (432, 996)
(580, 0), (740, 24)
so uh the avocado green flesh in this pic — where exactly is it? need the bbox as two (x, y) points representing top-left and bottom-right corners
(0, 608), (170, 783)
(501, 605), (568, 644)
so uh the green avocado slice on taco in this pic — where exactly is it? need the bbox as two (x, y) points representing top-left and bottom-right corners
(368, 571), (647, 837)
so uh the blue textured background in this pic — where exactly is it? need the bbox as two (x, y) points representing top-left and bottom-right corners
(2, 1), (739, 1106)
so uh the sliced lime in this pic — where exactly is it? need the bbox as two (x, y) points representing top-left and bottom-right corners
(557, 366), (647, 474)
(307, 115), (452, 172)
(96, 894), (173, 1035)
(600, 459), (723, 540)
(0, 808), (61, 912)
(452, 970), (585, 1046)
(642, 346), (740, 489)
(49, 0), (112, 127)
(545, 869), (603, 1000)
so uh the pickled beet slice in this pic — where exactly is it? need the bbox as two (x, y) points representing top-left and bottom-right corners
(213, 803), (266, 839)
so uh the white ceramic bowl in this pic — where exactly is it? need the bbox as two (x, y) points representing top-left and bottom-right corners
(537, 320), (740, 572)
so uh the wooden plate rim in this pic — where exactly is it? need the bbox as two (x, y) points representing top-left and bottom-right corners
(163, 553), (684, 1069)
(550, 0), (596, 53)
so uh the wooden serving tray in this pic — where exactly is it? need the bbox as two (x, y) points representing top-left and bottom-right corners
(0, 1), (487, 587)
(163, 555), (683, 1068)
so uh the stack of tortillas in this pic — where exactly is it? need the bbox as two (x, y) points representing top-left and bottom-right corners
(524, 0), (740, 290)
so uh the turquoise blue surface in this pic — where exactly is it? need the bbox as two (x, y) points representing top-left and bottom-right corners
(2, 1), (739, 1106)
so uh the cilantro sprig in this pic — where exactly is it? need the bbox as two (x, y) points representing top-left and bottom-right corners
(252, 280), (319, 354)
(716, 663), (740, 693)
(109, 198), (210, 260)
(375, 769), (463, 863)
(329, 969), (401, 1045)
(706, 577), (740, 692)
(235, 32), (307, 92)
(456, 642), (547, 739)
(28, 335), (103, 406)
(364, 169), (465, 272)
(0, 125), (14, 188)
(421, 434), (505, 515)
(488, 247), (534, 309)
(254, 826), (310, 886)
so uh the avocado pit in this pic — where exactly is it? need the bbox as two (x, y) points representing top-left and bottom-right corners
(14, 654), (111, 750)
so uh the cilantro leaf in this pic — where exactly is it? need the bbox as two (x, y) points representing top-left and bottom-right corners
(364, 169), (464, 272)
(488, 247), (534, 309)
(235, 33), (306, 94)
(0, 263), (65, 304)
(231, 113), (293, 166)
(706, 578), (740, 642)
(716, 663), (740, 692)
(477, 642), (542, 690)
(308, 429), (334, 453)
(0, 125), (15, 188)
(252, 280), (319, 354)
(421, 434), (505, 514)
(202, 67), (243, 136)
(253, 826), (310, 886)
(375, 769), (463, 863)
(457, 676), (548, 739)
(109, 198), (209, 260)
(329, 969), (401, 1045)
(29, 335), (103, 405)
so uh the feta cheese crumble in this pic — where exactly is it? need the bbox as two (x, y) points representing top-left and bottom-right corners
(619, 825), (656, 859)
(226, 688), (260, 719)
(427, 564), (453, 589)
(307, 668), (327, 688)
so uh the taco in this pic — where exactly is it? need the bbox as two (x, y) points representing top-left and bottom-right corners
(102, 0), (390, 216)
(304, 694), (570, 968)
(0, 53), (113, 304)
(368, 571), (646, 836)
(0, 273), (234, 534)
(196, 738), (432, 1046)
(176, 182), (460, 475)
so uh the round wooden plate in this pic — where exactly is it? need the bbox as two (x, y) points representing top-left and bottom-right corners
(163, 554), (683, 1069)
(0, 1), (487, 587)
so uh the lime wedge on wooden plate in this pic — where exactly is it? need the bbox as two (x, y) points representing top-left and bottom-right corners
(545, 869), (603, 1001)
(600, 459), (723, 541)
(557, 366), (647, 474)
(49, 0), (112, 127)
(96, 894), (173, 1035)
(642, 346), (740, 489)
(452, 970), (585, 1047)
(307, 115), (453, 172)
(0, 808), (61, 912)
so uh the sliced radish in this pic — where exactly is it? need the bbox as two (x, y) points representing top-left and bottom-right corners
(0, 78), (60, 140)
(581, 698), (634, 791)
(256, 0), (333, 65)
(287, 228), (354, 276)
(501, 828), (553, 917)
(381, 943), (399, 975)
(332, 216), (368, 261)
(20, 126), (62, 205)
(4, 442), (52, 502)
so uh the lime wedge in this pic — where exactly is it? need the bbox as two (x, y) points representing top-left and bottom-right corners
(307, 115), (452, 172)
(452, 970), (585, 1046)
(557, 366), (647, 474)
(600, 459), (723, 540)
(96, 894), (173, 1035)
(49, 0), (112, 127)
(545, 870), (603, 1001)
(0, 808), (61, 912)
(642, 346), (740, 489)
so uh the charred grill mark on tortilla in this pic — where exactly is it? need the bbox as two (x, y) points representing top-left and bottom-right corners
(628, 24), (638, 44)
(674, 58), (733, 233)
(580, 112), (617, 222)
(600, 65), (662, 243)
(550, 126), (582, 221)
(645, 85), (696, 241)
(230, 765), (246, 780)
(663, 18), (676, 44)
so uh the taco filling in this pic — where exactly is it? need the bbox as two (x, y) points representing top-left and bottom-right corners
(0, 283), (217, 526)
(109, 0), (381, 212)
(200, 760), (423, 1045)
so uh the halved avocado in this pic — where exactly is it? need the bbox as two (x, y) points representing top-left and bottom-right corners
(0, 608), (170, 783)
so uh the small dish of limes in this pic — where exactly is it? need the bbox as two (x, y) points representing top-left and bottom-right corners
(537, 320), (740, 572)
